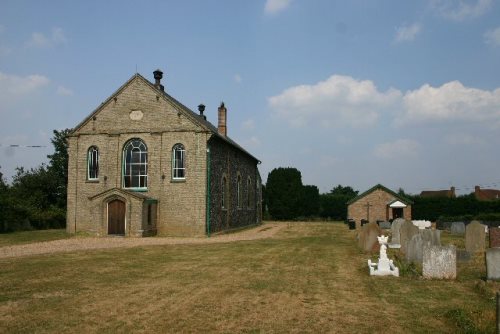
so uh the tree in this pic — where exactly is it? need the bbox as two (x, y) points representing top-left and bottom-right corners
(302, 185), (320, 217)
(329, 184), (358, 198)
(266, 167), (304, 220)
(47, 129), (71, 209)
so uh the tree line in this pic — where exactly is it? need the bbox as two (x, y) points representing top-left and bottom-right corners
(264, 167), (500, 222)
(0, 129), (70, 233)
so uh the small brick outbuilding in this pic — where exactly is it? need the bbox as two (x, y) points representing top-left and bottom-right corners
(347, 184), (412, 229)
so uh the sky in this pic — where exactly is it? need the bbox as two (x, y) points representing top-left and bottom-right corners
(0, 0), (499, 195)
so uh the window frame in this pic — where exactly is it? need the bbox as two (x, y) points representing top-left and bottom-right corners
(172, 143), (186, 181)
(122, 138), (148, 190)
(237, 174), (242, 209)
(87, 146), (99, 181)
(221, 175), (227, 209)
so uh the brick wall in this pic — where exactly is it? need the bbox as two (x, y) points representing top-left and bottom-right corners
(347, 188), (412, 228)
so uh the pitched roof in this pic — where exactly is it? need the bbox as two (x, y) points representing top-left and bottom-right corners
(475, 188), (500, 201)
(420, 189), (455, 198)
(346, 184), (414, 205)
(70, 73), (259, 163)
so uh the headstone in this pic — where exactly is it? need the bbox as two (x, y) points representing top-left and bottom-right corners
(456, 249), (471, 263)
(400, 220), (419, 255)
(379, 221), (391, 230)
(490, 227), (500, 248)
(388, 218), (404, 249)
(358, 222), (381, 252)
(465, 221), (486, 253)
(406, 233), (424, 263)
(423, 245), (456, 279)
(451, 222), (465, 235)
(421, 229), (441, 247)
(486, 248), (500, 280)
(412, 220), (432, 230)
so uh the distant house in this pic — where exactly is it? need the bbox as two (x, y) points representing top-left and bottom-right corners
(420, 186), (456, 198)
(66, 69), (262, 237)
(347, 184), (413, 228)
(474, 186), (500, 201)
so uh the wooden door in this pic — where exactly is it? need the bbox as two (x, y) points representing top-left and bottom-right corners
(108, 199), (125, 235)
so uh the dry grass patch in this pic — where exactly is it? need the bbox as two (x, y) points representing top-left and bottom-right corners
(0, 222), (497, 333)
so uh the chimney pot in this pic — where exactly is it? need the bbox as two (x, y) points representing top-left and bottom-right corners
(153, 69), (164, 91)
(198, 104), (206, 120)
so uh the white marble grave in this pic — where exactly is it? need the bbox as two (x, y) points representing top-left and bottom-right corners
(368, 235), (399, 277)
(412, 220), (431, 230)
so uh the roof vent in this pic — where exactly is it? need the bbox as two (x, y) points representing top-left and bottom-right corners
(153, 69), (164, 91)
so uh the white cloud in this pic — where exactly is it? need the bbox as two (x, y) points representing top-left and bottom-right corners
(444, 133), (485, 146)
(0, 72), (50, 104)
(373, 139), (420, 159)
(56, 85), (74, 96)
(242, 119), (255, 130)
(242, 136), (261, 149)
(264, 0), (292, 15)
(397, 81), (500, 126)
(395, 23), (421, 43)
(268, 75), (401, 128)
(430, 0), (492, 21)
(234, 74), (242, 84)
(26, 27), (67, 48)
(484, 27), (500, 46)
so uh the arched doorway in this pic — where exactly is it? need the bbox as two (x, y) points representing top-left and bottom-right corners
(108, 199), (125, 235)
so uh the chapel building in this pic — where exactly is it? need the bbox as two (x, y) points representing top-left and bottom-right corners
(66, 70), (262, 237)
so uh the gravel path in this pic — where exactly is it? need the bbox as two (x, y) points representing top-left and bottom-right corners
(0, 223), (284, 259)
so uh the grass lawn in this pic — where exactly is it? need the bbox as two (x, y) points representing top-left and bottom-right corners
(0, 222), (498, 333)
(0, 229), (70, 247)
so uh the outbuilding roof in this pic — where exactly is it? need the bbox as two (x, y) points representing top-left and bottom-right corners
(346, 184), (414, 205)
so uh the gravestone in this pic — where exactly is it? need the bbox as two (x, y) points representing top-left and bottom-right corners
(465, 221), (486, 253)
(486, 248), (500, 280)
(400, 220), (419, 255)
(456, 249), (471, 263)
(406, 233), (423, 263)
(358, 222), (381, 252)
(388, 218), (404, 249)
(407, 229), (442, 263)
(379, 221), (391, 230)
(451, 222), (465, 235)
(421, 229), (441, 247)
(490, 227), (500, 248)
(423, 245), (456, 279)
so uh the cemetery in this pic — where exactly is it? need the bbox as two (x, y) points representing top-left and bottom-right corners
(355, 218), (499, 281)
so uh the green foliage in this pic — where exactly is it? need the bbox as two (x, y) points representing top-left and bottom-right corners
(302, 185), (320, 217)
(319, 194), (350, 220)
(329, 184), (358, 197)
(0, 130), (70, 233)
(412, 195), (500, 221)
(266, 167), (304, 220)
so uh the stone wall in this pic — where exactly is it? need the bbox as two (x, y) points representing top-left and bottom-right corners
(208, 136), (261, 233)
(67, 76), (210, 237)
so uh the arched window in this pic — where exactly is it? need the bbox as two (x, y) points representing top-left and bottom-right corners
(247, 177), (252, 208)
(172, 144), (186, 180)
(123, 139), (148, 189)
(237, 174), (242, 208)
(87, 146), (99, 180)
(221, 176), (227, 209)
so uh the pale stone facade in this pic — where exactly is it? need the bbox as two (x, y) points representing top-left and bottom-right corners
(347, 184), (412, 229)
(66, 71), (261, 237)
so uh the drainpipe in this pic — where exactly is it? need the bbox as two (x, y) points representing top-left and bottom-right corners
(206, 147), (211, 237)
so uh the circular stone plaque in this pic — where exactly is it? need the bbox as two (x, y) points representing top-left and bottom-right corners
(129, 110), (143, 120)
